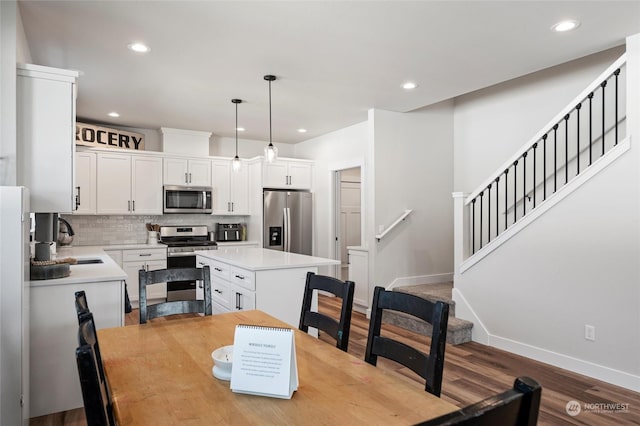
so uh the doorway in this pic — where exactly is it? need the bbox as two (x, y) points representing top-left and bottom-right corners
(335, 167), (361, 281)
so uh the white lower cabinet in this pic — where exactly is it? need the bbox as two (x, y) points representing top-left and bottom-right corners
(348, 247), (369, 312)
(121, 247), (167, 307)
(29, 278), (123, 417)
(198, 256), (255, 313)
(196, 254), (316, 329)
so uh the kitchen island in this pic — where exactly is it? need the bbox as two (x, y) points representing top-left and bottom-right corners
(196, 247), (339, 330)
(29, 246), (126, 417)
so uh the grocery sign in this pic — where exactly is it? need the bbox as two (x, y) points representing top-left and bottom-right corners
(75, 122), (145, 151)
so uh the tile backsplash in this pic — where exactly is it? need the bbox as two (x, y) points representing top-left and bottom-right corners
(61, 214), (246, 246)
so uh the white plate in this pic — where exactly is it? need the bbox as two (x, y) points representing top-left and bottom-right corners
(212, 365), (231, 381)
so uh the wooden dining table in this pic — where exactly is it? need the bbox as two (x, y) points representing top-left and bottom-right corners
(98, 310), (458, 425)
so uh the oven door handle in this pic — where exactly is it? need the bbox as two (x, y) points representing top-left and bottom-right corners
(167, 252), (197, 258)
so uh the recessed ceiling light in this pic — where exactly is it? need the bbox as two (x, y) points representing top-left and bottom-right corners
(551, 20), (580, 32)
(297, 129), (307, 133)
(236, 127), (245, 132)
(402, 82), (418, 90)
(127, 42), (150, 53)
(108, 112), (120, 118)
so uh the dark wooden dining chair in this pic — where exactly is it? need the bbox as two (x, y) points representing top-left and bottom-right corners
(365, 286), (449, 397)
(139, 266), (212, 324)
(415, 376), (542, 426)
(75, 290), (90, 320)
(298, 272), (355, 351)
(77, 311), (108, 384)
(76, 315), (116, 426)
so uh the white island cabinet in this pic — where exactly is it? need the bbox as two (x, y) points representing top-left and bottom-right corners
(29, 247), (126, 417)
(196, 247), (339, 329)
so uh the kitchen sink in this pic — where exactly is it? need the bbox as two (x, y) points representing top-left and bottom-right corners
(75, 258), (104, 265)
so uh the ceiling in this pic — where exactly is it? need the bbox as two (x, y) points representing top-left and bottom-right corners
(18, 1), (640, 144)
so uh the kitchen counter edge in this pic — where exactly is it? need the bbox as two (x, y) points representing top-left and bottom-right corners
(195, 247), (339, 271)
(29, 246), (127, 287)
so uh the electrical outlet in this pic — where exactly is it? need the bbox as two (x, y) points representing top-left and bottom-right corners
(585, 324), (596, 341)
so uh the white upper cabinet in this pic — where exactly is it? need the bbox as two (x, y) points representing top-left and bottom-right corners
(17, 64), (79, 213)
(96, 152), (163, 215)
(74, 151), (96, 214)
(262, 159), (312, 189)
(163, 157), (211, 186)
(211, 159), (250, 215)
(131, 156), (164, 214)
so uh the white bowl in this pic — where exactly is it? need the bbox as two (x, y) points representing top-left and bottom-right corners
(211, 345), (233, 381)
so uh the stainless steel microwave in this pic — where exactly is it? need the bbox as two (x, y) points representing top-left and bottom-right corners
(163, 186), (213, 214)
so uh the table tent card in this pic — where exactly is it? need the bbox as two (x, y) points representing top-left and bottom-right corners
(230, 325), (299, 399)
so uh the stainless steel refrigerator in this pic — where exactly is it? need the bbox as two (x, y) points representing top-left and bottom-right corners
(263, 190), (312, 255)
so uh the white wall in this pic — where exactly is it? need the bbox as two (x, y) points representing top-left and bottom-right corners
(0, 1), (17, 186)
(294, 121), (368, 270)
(454, 46), (625, 193)
(211, 135), (296, 158)
(453, 39), (640, 390)
(15, 5), (31, 64)
(371, 103), (454, 289)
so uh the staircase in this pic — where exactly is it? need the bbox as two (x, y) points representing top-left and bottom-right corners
(382, 282), (473, 345)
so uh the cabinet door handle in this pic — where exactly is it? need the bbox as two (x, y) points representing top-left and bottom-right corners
(185, 172), (188, 183)
(215, 289), (222, 294)
(231, 202), (234, 212)
(198, 261), (205, 266)
(75, 186), (81, 210)
(235, 274), (245, 280)
(139, 253), (152, 257)
(214, 267), (222, 272)
(227, 202), (231, 212)
(189, 173), (192, 183)
(128, 200), (131, 211)
(132, 200), (135, 211)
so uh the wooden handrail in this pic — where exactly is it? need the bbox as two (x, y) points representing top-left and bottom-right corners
(376, 210), (412, 242)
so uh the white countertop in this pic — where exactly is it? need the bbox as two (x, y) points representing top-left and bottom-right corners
(29, 246), (127, 287)
(100, 243), (167, 250)
(215, 240), (260, 247)
(195, 247), (340, 271)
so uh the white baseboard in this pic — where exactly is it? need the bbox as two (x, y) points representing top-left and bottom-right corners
(454, 286), (640, 391)
(490, 335), (640, 392)
(451, 287), (490, 344)
(386, 273), (453, 290)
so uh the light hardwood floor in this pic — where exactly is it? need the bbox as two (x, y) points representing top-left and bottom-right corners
(31, 296), (640, 425)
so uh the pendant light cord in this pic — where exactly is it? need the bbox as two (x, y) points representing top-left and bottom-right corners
(235, 101), (238, 156)
(268, 78), (272, 145)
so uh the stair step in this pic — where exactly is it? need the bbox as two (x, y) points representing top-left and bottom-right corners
(394, 282), (456, 316)
(381, 283), (473, 345)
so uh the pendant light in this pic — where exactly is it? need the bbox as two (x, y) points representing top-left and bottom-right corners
(263, 74), (278, 163)
(231, 99), (242, 172)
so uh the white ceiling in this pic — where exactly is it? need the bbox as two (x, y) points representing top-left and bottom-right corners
(18, 1), (640, 144)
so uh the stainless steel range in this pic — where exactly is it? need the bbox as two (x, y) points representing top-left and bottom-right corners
(159, 225), (217, 301)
